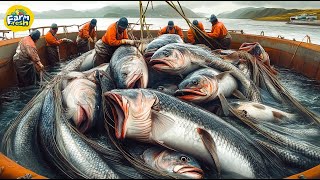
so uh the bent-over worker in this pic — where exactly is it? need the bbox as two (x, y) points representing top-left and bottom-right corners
(207, 14), (232, 49)
(77, 19), (97, 54)
(93, 17), (138, 66)
(158, 21), (184, 40)
(13, 30), (44, 87)
(45, 23), (73, 65)
(187, 20), (206, 44)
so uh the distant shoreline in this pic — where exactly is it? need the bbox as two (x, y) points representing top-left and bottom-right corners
(286, 20), (320, 26)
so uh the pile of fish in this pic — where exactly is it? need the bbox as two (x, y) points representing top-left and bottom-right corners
(1, 34), (320, 179)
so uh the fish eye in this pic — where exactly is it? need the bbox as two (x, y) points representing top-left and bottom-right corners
(180, 156), (187, 162)
(157, 86), (164, 91)
(242, 110), (247, 116)
(187, 157), (191, 162)
(122, 72), (127, 77)
(192, 80), (198, 85)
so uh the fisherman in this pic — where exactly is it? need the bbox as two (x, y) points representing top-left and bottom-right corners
(13, 30), (44, 87)
(76, 19), (97, 54)
(93, 17), (138, 66)
(187, 20), (206, 44)
(158, 21), (184, 40)
(207, 14), (232, 49)
(44, 23), (73, 66)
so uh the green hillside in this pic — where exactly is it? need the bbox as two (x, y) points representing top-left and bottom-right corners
(11, 5), (203, 19)
(217, 7), (262, 18)
(255, 9), (320, 21)
(217, 7), (300, 19)
(103, 5), (202, 18)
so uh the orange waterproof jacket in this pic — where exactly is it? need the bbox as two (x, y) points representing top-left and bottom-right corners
(45, 30), (62, 46)
(187, 22), (205, 44)
(158, 25), (184, 39)
(207, 21), (228, 39)
(101, 22), (129, 46)
(78, 22), (97, 39)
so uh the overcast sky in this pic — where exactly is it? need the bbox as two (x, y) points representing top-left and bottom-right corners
(0, 1), (319, 15)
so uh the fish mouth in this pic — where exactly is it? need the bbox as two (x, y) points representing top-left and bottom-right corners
(174, 89), (207, 101)
(149, 58), (173, 71)
(144, 50), (156, 62)
(173, 165), (204, 179)
(127, 73), (144, 89)
(77, 105), (91, 133)
(104, 92), (128, 139)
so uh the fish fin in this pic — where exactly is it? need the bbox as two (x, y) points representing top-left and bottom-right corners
(215, 71), (231, 80)
(151, 110), (175, 140)
(218, 94), (230, 116)
(272, 111), (285, 120)
(197, 128), (221, 177)
(252, 103), (266, 110)
(232, 89), (247, 100)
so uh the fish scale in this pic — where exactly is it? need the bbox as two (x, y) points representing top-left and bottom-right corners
(1, 89), (58, 178)
(256, 139), (318, 170)
(258, 124), (320, 160)
(56, 114), (120, 179)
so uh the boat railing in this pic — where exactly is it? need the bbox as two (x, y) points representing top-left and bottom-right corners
(0, 23), (315, 45)
(0, 30), (11, 40)
(228, 29), (244, 34)
(0, 23), (87, 40)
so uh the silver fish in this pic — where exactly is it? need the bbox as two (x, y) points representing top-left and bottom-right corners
(142, 146), (204, 179)
(109, 45), (148, 89)
(149, 43), (261, 102)
(62, 74), (101, 133)
(175, 68), (241, 103)
(144, 34), (184, 62)
(104, 89), (288, 178)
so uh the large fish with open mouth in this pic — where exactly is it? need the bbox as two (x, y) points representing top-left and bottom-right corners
(149, 43), (261, 102)
(62, 71), (102, 133)
(108, 45), (148, 89)
(104, 89), (288, 178)
(53, 79), (122, 179)
(175, 68), (243, 103)
(144, 34), (184, 62)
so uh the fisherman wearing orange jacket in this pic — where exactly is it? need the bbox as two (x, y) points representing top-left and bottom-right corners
(187, 20), (206, 44)
(13, 30), (44, 87)
(93, 17), (138, 65)
(76, 19), (97, 54)
(207, 14), (232, 49)
(45, 23), (73, 65)
(158, 21), (184, 39)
